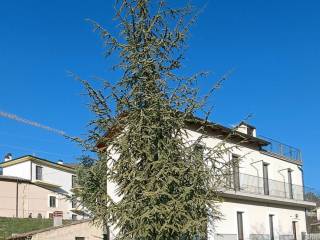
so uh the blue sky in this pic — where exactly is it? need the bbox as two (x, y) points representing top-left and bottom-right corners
(0, 0), (319, 189)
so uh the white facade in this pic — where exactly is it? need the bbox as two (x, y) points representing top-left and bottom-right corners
(0, 155), (82, 220)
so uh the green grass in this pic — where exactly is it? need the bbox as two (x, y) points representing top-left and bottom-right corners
(0, 217), (72, 240)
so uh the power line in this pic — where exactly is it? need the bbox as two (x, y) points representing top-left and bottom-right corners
(0, 110), (67, 136)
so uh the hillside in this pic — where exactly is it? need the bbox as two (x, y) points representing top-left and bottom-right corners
(0, 217), (71, 240)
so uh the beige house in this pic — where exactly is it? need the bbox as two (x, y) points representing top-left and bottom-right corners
(0, 155), (85, 220)
(7, 219), (104, 240)
(0, 175), (71, 219)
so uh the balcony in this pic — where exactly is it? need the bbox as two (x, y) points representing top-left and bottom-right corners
(259, 136), (302, 163)
(223, 172), (311, 202)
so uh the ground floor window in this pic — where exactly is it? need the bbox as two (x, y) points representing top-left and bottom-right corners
(237, 212), (244, 240)
(292, 221), (297, 240)
(49, 196), (56, 208)
(269, 215), (274, 240)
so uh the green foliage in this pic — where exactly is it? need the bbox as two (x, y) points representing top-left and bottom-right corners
(75, 0), (232, 239)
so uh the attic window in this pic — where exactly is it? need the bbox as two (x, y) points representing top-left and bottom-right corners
(247, 126), (255, 136)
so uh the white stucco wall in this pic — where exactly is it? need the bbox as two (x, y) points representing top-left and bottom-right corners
(30, 162), (74, 193)
(3, 161), (31, 180)
(209, 199), (306, 240)
(186, 129), (303, 187)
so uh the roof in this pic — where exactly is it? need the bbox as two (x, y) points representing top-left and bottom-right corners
(98, 113), (270, 149)
(0, 175), (30, 183)
(0, 155), (76, 174)
(185, 117), (269, 148)
(7, 219), (92, 240)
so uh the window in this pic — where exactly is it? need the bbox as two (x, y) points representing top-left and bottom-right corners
(49, 213), (53, 219)
(72, 214), (77, 221)
(263, 163), (269, 195)
(232, 155), (240, 191)
(288, 169), (293, 199)
(49, 196), (56, 208)
(75, 238), (85, 240)
(237, 212), (244, 240)
(72, 198), (77, 208)
(292, 221), (297, 240)
(36, 166), (43, 180)
(72, 175), (77, 188)
(247, 126), (255, 136)
(103, 226), (110, 240)
(269, 215), (274, 240)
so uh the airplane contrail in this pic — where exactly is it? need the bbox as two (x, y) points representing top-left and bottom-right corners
(0, 110), (66, 136)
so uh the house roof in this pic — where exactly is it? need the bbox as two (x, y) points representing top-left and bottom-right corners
(184, 117), (269, 147)
(98, 113), (270, 150)
(0, 175), (30, 183)
(0, 155), (76, 174)
(7, 219), (92, 240)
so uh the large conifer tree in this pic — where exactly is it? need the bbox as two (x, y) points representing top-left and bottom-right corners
(75, 1), (233, 239)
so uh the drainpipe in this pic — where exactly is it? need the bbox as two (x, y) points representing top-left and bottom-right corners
(298, 166), (305, 200)
(16, 179), (19, 218)
(298, 165), (308, 233)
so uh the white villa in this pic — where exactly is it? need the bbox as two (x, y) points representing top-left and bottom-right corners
(190, 121), (315, 240)
(105, 120), (316, 240)
(0, 155), (84, 220)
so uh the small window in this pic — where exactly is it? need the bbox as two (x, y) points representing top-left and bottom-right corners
(237, 212), (244, 240)
(269, 215), (274, 240)
(75, 237), (85, 240)
(247, 126), (254, 136)
(49, 196), (56, 208)
(72, 198), (77, 208)
(72, 175), (77, 188)
(36, 166), (43, 180)
(72, 214), (77, 221)
(232, 155), (240, 191)
(49, 213), (53, 219)
(263, 163), (269, 195)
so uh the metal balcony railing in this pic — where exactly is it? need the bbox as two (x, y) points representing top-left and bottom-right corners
(259, 136), (302, 162)
(222, 172), (311, 201)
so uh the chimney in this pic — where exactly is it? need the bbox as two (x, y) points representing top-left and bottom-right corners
(57, 160), (64, 165)
(4, 153), (12, 162)
(236, 122), (256, 137)
(53, 211), (63, 227)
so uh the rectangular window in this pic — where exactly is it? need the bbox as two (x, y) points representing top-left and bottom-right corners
(36, 166), (43, 180)
(233, 155), (240, 191)
(247, 126), (255, 136)
(292, 221), (297, 240)
(263, 163), (269, 195)
(49, 213), (53, 219)
(72, 214), (77, 221)
(49, 196), (56, 208)
(269, 215), (274, 240)
(237, 212), (244, 240)
(75, 238), (85, 240)
(72, 175), (77, 188)
(72, 198), (77, 208)
(288, 169), (293, 199)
